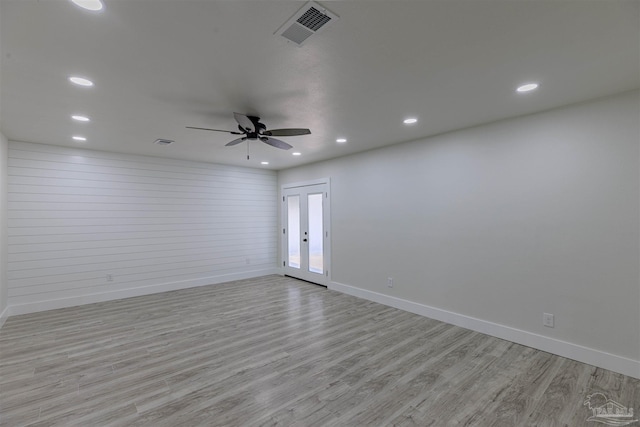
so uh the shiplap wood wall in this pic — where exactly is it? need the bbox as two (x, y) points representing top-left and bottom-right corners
(7, 141), (278, 314)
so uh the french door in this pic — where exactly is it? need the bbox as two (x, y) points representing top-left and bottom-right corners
(282, 181), (330, 285)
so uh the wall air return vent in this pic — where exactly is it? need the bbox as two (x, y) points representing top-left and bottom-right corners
(275, 1), (339, 46)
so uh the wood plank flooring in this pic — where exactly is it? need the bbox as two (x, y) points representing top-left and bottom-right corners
(0, 275), (638, 426)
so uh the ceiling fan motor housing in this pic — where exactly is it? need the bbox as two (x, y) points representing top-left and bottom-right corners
(240, 117), (267, 139)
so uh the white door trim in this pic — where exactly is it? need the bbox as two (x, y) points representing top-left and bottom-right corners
(282, 177), (331, 190)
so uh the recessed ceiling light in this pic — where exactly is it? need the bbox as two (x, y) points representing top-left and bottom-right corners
(72, 136), (87, 141)
(336, 138), (347, 143)
(69, 76), (94, 87)
(261, 161), (269, 165)
(71, 115), (90, 122)
(70, 0), (103, 11)
(516, 83), (539, 93)
(403, 117), (418, 125)
(292, 152), (301, 156)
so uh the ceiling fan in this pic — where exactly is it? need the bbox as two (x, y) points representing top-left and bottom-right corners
(187, 113), (311, 154)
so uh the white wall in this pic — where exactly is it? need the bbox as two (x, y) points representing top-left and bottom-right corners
(279, 90), (640, 378)
(0, 131), (8, 328)
(7, 141), (278, 314)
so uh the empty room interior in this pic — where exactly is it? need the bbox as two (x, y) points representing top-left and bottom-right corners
(1, 0), (639, 425)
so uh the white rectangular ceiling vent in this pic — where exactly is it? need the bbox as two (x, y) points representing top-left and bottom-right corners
(275, 1), (339, 46)
(154, 138), (174, 146)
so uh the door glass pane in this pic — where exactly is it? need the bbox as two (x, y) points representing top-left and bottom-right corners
(287, 195), (300, 269)
(308, 193), (323, 274)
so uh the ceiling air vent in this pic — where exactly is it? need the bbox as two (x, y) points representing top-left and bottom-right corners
(275, 1), (339, 46)
(154, 139), (174, 146)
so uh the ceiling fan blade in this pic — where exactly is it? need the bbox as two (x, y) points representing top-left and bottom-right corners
(225, 137), (247, 146)
(260, 136), (292, 150)
(264, 128), (311, 137)
(233, 112), (255, 133)
(186, 126), (243, 135)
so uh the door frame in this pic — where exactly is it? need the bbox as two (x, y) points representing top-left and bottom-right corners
(281, 178), (331, 286)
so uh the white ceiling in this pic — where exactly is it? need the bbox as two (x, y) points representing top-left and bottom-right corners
(1, 0), (638, 170)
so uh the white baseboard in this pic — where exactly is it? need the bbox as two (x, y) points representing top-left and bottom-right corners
(0, 304), (9, 330)
(329, 281), (640, 380)
(8, 268), (280, 317)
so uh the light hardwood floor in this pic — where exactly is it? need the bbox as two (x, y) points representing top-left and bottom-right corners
(1, 275), (638, 426)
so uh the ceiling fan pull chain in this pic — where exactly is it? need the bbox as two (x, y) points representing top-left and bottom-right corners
(247, 141), (250, 160)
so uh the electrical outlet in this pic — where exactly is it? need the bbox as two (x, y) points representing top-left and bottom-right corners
(387, 277), (394, 288)
(106, 274), (113, 282)
(543, 312), (554, 328)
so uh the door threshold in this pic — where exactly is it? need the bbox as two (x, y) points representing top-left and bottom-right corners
(284, 275), (328, 288)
